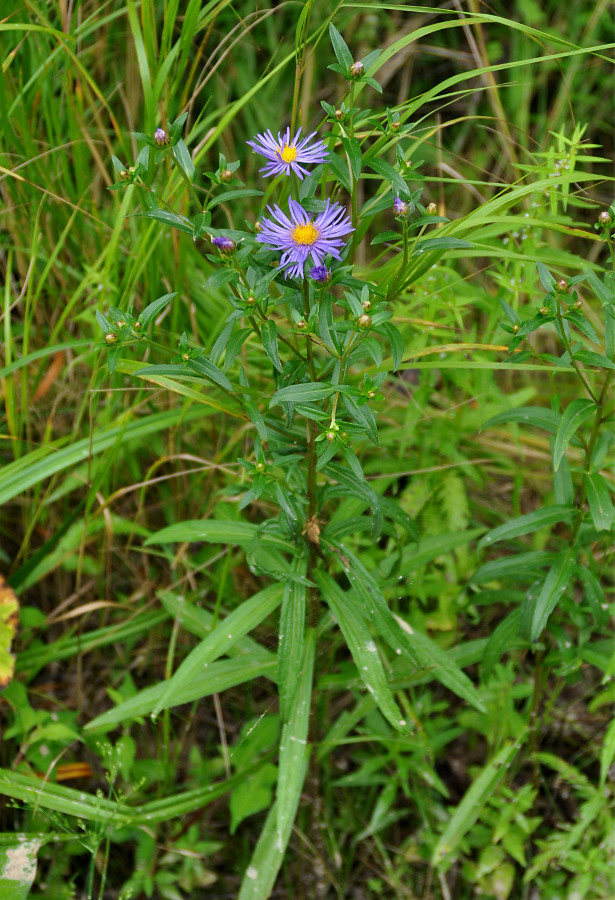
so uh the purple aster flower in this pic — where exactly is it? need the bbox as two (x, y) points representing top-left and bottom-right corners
(212, 236), (236, 254)
(393, 197), (408, 216)
(246, 126), (328, 180)
(309, 265), (331, 284)
(256, 198), (354, 280)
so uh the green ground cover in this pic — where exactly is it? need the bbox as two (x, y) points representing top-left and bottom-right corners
(0, 1), (614, 897)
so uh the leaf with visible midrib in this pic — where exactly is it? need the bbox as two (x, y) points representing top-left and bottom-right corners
(553, 399), (596, 472)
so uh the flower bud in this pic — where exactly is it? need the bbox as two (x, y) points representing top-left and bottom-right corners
(246, 295), (256, 306)
(539, 307), (549, 315)
(341, 432), (348, 441)
(297, 319), (308, 329)
(117, 320), (126, 328)
(390, 120), (400, 132)
(182, 353), (190, 361)
(573, 299), (583, 309)
(325, 431), (336, 442)
(557, 279), (567, 291)
(255, 462), (265, 473)
(153, 127), (170, 147)
(426, 202), (437, 215)
(357, 313), (372, 329)
(104, 332), (117, 345)
(393, 197), (408, 217)
(334, 109), (344, 121)
(362, 299), (371, 311)
(220, 168), (232, 183)
(309, 265), (331, 285)
(119, 169), (130, 181)
(254, 221), (263, 233)
(212, 236), (236, 254)
(512, 324), (520, 333)
(598, 211), (612, 227)
(367, 390), (376, 399)
(134, 320), (142, 330)
(349, 60), (364, 78)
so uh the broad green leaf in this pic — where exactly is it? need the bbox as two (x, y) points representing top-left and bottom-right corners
(316, 571), (408, 732)
(276, 629), (314, 840)
(277, 564), (307, 722)
(260, 320), (283, 373)
(536, 260), (556, 292)
(237, 773), (308, 900)
(553, 399), (596, 472)
(472, 551), (557, 584)
(144, 519), (294, 552)
(152, 584), (284, 718)
(138, 292), (177, 327)
(269, 382), (335, 407)
(172, 138), (195, 180)
(328, 23), (353, 69)
(341, 137), (362, 181)
(138, 208), (194, 234)
(339, 547), (484, 711)
(85, 657), (276, 731)
(481, 406), (559, 434)
(584, 473), (614, 532)
(188, 357), (233, 392)
(364, 158), (408, 197)
(207, 188), (263, 210)
(0, 836), (42, 900)
(525, 548), (577, 641)
(478, 505), (575, 549)
(432, 736), (525, 871)
(481, 609), (526, 678)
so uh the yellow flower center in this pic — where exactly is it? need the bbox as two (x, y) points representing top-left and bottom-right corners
(278, 143), (297, 163)
(292, 223), (319, 245)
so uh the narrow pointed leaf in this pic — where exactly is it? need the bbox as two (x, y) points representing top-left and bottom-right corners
(277, 564), (307, 722)
(478, 505), (575, 549)
(527, 548), (577, 641)
(584, 473), (614, 532)
(553, 399), (596, 471)
(260, 320), (283, 372)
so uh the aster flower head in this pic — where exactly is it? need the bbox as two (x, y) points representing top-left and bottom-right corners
(310, 265), (332, 285)
(212, 235), (236, 254)
(247, 126), (328, 180)
(257, 198), (354, 280)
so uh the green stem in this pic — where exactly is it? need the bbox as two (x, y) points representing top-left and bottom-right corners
(555, 294), (599, 403)
(303, 281), (319, 628)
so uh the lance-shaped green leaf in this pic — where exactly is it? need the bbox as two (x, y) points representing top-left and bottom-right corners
(138, 292), (177, 327)
(432, 736), (525, 871)
(338, 547), (484, 711)
(151, 584), (284, 718)
(481, 405), (560, 434)
(481, 609), (526, 678)
(472, 550), (556, 584)
(584, 473), (614, 532)
(260, 320), (283, 373)
(269, 382), (335, 407)
(536, 260), (556, 292)
(188, 357), (233, 392)
(277, 563), (307, 722)
(552, 399), (596, 471)
(315, 571), (408, 732)
(600, 719), (615, 786)
(138, 208), (194, 235)
(328, 22), (353, 69)
(86, 657), (276, 731)
(478, 505), (575, 549)
(524, 547), (577, 642)
(276, 629), (314, 840)
(364, 158), (409, 197)
(172, 138), (195, 181)
(341, 137), (362, 180)
(144, 518), (294, 552)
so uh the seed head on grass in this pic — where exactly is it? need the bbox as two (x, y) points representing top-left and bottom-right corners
(256, 198), (353, 280)
(247, 126), (328, 179)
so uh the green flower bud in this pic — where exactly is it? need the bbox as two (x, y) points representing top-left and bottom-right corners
(104, 332), (117, 345)
(357, 314), (372, 330)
